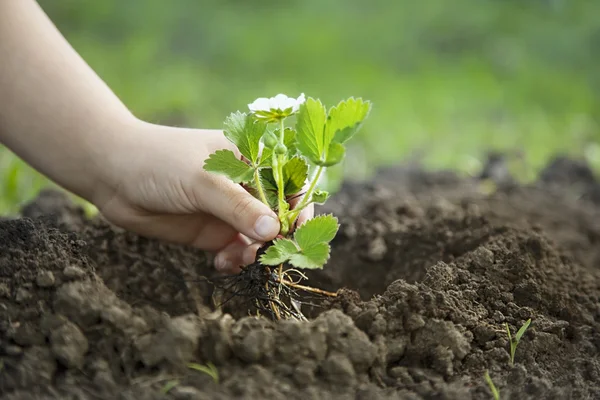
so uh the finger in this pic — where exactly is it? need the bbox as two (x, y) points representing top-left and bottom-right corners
(296, 203), (314, 227)
(189, 217), (241, 252)
(108, 206), (240, 253)
(214, 235), (262, 274)
(200, 174), (281, 242)
(213, 234), (250, 273)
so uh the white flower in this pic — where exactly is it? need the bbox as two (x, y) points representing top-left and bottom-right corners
(248, 93), (306, 119)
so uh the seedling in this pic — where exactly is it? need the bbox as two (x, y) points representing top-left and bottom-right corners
(187, 362), (219, 383)
(506, 318), (531, 365)
(204, 93), (371, 319)
(484, 371), (500, 400)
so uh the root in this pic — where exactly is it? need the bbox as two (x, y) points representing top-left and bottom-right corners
(211, 247), (336, 321)
(278, 279), (338, 297)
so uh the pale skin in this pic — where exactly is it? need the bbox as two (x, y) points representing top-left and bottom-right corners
(0, 0), (313, 273)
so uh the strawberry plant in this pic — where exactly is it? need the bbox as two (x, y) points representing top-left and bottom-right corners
(204, 93), (371, 319)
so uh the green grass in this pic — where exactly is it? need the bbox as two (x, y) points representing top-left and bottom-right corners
(2, 0), (599, 214)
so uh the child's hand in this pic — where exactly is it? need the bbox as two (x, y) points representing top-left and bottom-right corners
(0, 1), (312, 273)
(94, 121), (313, 273)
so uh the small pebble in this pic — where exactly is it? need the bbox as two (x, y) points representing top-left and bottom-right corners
(15, 288), (32, 303)
(36, 271), (56, 288)
(0, 283), (10, 298)
(63, 265), (85, 280)
(367, 236), (387, 261)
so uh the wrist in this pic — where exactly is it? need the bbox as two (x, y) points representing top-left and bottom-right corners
(85, 115), (145, 209)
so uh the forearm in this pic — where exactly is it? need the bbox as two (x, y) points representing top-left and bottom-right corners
(0, 0), (138, 203)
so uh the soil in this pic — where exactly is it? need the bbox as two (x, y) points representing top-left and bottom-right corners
(2, 155), (600, 399)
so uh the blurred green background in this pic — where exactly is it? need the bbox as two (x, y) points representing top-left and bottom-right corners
(2, 0), (600, 214)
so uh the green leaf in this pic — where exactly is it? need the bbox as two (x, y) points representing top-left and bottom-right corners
(295, 98), (326, 164)
(515, 319), (531, 342)
(223, 112), (267, 165)
(187, 362), (219, 383)
(260, 168), (278, 192)
(282, 157), (308, 195)
(259, 156), (307, 197)
(321, 142), (346, 166)
(325, 97), (372, 145)
(311, 190), (330, 204)
(161, 380), (180, 394)
(204, 149), (255, 183)
(282, 128), (298, 156)
(264, 190), (279, 209)
(294, 214), (339, 250)
(257, 169), (281, 209)
(259, 239), (299, 265)
(484, 371), (500, 400)
(289, 242), (330, 269)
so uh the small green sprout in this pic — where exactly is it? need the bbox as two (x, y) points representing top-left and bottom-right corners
(160, 379), (180, 394)
(484, 371), (500, 400)
(204, 93), (371, 270)
(505, 318), (532, 365)
(187, 362), (219, 383)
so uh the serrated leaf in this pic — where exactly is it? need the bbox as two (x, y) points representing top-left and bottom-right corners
(294, 214), (339, 250)
(296, 98), (326, 164)
(325, 97), (372, 145)
(244, 179), (278, 209)
(204, 150), (255, 183)
(265, 190), (279, 209)
(223, 112), (267, 165)
(259, 239), (299, 265)
(282, 157), (308, 195)
(289, 242), (330, 269)
(260, 168), (278, 192)
(256, 169), (279, 208)
(311, 190), (330, 204)
(259, 157), (307, 196)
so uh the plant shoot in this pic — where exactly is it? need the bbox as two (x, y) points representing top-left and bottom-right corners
(203, 93), (371, 319)
(506, 318), (531, 365)
(484, 371), (500, 400)
(204, 93), (371, 270)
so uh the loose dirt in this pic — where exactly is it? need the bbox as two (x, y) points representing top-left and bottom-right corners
(2, 156), (600, 399)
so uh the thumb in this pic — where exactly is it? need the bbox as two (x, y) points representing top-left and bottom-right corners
(201, 175), (281, 242)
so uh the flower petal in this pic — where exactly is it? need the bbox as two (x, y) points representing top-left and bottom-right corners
(248, 97), (271, 112)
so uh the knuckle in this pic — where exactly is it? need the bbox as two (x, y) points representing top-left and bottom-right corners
(230, 193), (255, 220)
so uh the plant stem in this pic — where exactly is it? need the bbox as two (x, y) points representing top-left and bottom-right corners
(275, 118), (289, 234)
(285, 165), (324, 224)
(253, 168), (270, 206)
(279, 118), (285, 142)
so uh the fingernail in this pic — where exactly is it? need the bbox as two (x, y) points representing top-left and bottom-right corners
(214, 255), (231, 271)
(254, 215), (279, 239)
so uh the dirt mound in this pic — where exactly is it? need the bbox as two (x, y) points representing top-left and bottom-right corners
(2, 156), (600, 399)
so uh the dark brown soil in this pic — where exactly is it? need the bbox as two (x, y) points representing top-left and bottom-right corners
(2, 155), (600, 399)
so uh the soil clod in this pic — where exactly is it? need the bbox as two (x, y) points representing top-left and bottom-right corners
(2, 156), (600, 399)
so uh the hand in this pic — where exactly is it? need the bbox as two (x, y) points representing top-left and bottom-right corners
(93, 120), (314, 274)
(0, 0), (314, 271)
